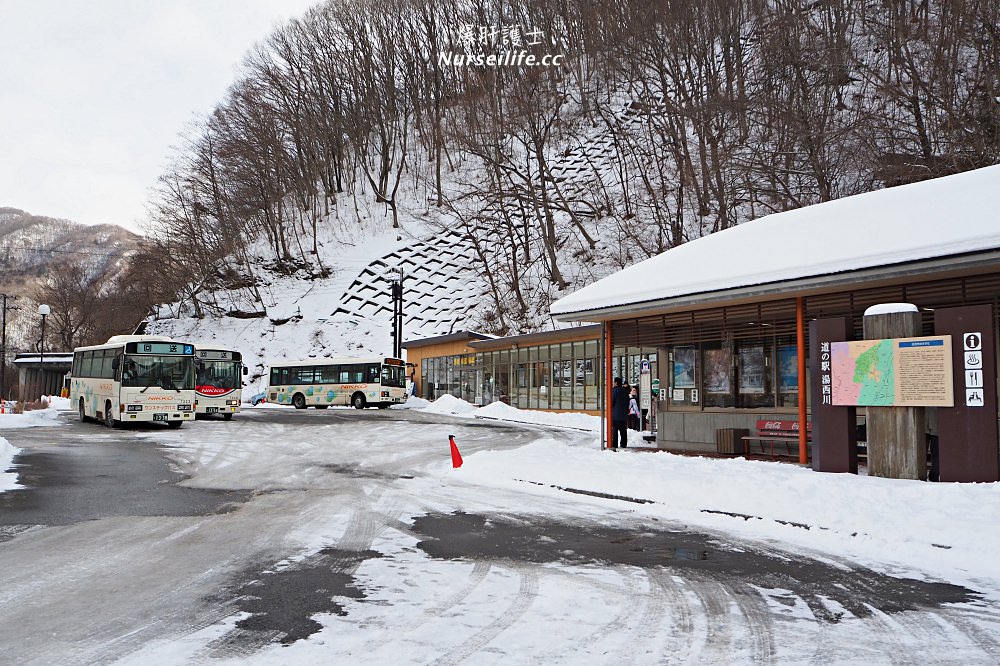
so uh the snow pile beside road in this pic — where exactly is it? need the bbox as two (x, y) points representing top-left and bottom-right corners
(474, 401), (600, 432)
(421, 394), (477, 416)
(0, 437), (20, 491)
(0, 399), (68, 429)
(392, 396), (429, 409)
(46, 396), (71, 411)
(418, 395), (600, 431)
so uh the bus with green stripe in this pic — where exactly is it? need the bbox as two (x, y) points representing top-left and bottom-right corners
(267, 357), (407, 409)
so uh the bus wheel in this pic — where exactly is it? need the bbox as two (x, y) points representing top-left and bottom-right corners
(168, 421), (183, 429)
(104, 401), (118, 429)
(292, 393), (307, 409)
(352, 393), (366, 409)
(377, 404), (389, 410)
(223, 413), (234, 421)
(78, 398), (87, 423)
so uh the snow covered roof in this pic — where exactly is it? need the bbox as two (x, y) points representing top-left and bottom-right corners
(552, 166), (1000, 321)
(13, 353), (73, 366)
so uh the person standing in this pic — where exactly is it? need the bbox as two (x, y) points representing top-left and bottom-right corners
(628, 386), (640, 431)
(611, 376), (629, 448)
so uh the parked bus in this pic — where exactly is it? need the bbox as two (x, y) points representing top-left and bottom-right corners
(267, 357), (408, 409)
(70, 335), (197, 428)
(194, 345), (247, 420)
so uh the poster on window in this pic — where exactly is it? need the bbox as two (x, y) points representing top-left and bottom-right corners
(672, 346), (697, 388)
(778, 346), (798, 392)
(704, 348), (731, 394)
(739, 346), (766, 394)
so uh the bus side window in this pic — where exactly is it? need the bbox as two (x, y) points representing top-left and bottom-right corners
(368, 365), (380, 383)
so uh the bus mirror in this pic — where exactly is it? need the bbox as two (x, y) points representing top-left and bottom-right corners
(112, 356), (120, 371)
(243, 365), (248, 375)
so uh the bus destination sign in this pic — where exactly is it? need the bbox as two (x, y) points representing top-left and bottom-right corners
(127, 342), (195, 355)
(197, 350), (241, 361)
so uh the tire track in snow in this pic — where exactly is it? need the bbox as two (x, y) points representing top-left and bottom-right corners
(431, 563), (539, 666)
(647, 570), (699, 664)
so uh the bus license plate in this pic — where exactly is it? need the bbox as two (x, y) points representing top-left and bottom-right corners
(153, 413), (167, 422)
(206, 407), (218, 414)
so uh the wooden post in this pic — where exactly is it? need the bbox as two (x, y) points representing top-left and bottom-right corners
(604, 322), (612, 450)
(864, 307), (925, 480)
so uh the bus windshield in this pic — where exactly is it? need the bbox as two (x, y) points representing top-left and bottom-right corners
(381, 363), (405, 388)
(121, 355), (195, 390)
(197, 360), (242, 390)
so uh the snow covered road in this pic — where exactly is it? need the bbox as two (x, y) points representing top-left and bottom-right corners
(1, 406), (999, 664)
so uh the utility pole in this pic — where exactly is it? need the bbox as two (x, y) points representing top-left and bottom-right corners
(388, 270), (404, 359)
(397, 270), (404, 359)
(1, 294), (17, 400)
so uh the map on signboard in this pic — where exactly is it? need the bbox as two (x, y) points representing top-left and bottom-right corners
(832, 340), (894, 405)
(831, 336), (953, 407)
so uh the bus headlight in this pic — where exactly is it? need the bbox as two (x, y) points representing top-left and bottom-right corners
(226, 399), (239, 406)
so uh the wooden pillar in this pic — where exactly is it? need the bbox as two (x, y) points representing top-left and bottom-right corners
(864, 307), (925, 480)
(604, 322), (612, 451)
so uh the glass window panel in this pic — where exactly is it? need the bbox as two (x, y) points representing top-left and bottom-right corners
(80, 351), (94, 377)
(668, 345), (699, 407)
(737, 341), (774, 408)
(777, 340), (799, 408)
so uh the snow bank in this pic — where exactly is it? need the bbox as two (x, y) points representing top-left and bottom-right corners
(0, 437), (21, 492)
(421, 394), (478, 416)
(474, 401), (600, 432)
(392, 396), (429, 409)
(417, 396), (600, 431)
(0, 397), (69, 430)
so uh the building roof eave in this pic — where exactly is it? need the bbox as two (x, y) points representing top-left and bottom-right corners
(552, 249), (1000, 323)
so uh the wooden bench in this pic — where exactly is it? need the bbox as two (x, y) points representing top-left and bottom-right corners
(742, 420), (810, 459)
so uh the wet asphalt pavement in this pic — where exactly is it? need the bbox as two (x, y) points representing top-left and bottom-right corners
(0, 428), (250, 529)
(0, 410), (990, 659)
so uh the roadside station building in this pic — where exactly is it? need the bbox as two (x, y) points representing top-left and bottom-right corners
(551, 165), (1000, 481)
(403, 328), (658, 414)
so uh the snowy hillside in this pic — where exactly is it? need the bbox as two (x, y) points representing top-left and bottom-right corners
(142, 201), (484, 391)
(140, 92), (669, 381)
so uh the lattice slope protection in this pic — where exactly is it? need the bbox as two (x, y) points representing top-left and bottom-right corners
(330, 228), (481, 339)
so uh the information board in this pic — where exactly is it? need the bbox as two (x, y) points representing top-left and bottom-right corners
(831, 335), (953, 407)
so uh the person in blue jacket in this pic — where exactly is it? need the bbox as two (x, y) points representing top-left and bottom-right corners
(610, 376), (629, 448)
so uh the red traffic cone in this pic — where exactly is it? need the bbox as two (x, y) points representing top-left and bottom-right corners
(449, 435), (464, 469)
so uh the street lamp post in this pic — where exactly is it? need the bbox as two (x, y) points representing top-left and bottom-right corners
(38, 304), (50, 399)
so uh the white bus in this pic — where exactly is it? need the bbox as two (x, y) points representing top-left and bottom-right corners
(268, 356), (408, 409)
(194, 345), (247, 420)
(70, 335), (197, 428)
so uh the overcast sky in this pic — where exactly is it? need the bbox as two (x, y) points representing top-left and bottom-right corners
(0, 0), (319, 235)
